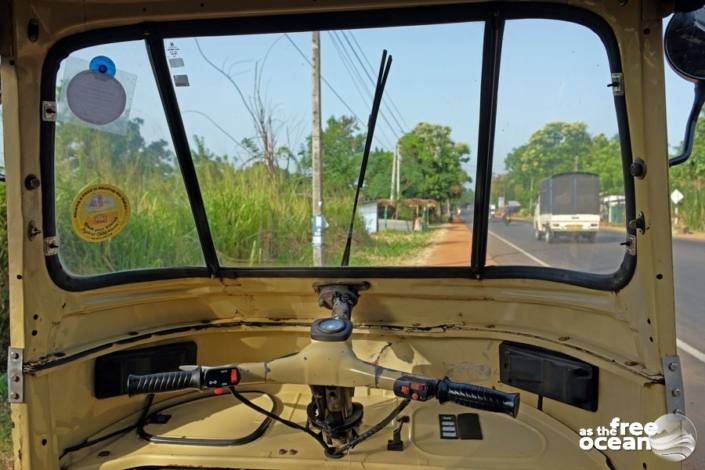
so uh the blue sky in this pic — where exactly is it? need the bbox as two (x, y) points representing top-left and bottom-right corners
(49, 17), (696, 187)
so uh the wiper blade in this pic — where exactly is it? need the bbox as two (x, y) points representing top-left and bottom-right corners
(341, 50), (393, 266)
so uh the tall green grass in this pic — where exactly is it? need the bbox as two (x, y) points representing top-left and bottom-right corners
(54, 123), (380, 273)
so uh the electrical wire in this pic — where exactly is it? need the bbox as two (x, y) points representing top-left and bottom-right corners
(137, 391), (276, 446)
(330, 397), (410, 455)
(60, 393), (155, 459)
(230, 387), (411, 457)
(285, 33), (396, 150)
(284, 34), (363, 125)
(345, 30), (410, 131)
(339, 31), (407, 135)
(229, 388), (331, 452)
(330, 30), (399, 146)
(327, 31), (395, 149)
(61, 391), (279, 460)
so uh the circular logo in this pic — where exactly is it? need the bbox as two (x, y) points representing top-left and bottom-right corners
(71, 184), (130, 242)
(649, 413), (697, 462)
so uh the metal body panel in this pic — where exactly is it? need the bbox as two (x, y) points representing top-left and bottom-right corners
(0, 0), (680, 468)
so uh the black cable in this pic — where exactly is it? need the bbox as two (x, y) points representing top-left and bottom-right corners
(327, 31), (396, 149)
(346, 30), (410, 131)
(284, 34), (363, 124)
(60, 393), (155, 459)
(229, 388), (332, 452)
(231, 387), (410, 458)
(284, 33), (395, 151)
(331, 31), (400, 146)
(138, 391), (275, 446)
(329, 397), (410, 456)
(340, 30), (406, 135)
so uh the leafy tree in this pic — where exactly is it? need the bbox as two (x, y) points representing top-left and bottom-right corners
(587, 133), (623, 196)
(503, 122), (593, 207)
(320, 116), (365, 194)
(398, 123), (472, 204)
(670, 112), (705, 230)
(497, 121), (624, 210)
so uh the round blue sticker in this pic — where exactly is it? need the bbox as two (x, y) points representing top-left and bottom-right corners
(89, 56), (116, 77)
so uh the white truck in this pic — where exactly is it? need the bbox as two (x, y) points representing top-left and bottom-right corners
(533, 172), (600, 243)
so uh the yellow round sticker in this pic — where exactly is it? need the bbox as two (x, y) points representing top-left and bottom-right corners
(71, 184), (130, 242)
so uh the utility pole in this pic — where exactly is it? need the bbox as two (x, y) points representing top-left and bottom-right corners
(311, 31), (324, 266)
(395, 144), (400, 203)
(390, 146), (397, 201)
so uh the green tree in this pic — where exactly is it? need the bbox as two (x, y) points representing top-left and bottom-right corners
(587, 133), (623, 196)
(498, 122), (624, 210)
(670, 112), (705, 230)
(504, 122), (593, 207)
(299, 115), (394, 201)
(397, 123), (472, 206)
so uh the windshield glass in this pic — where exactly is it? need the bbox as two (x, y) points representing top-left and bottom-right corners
(54, 41), (204, 275)
(49, 13), (630, 281)
(54, 24), (483, 271)
(168, 24), (482, 267)
(488, 19), (626, 274)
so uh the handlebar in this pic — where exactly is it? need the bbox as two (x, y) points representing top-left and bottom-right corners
(127, 366), (239, 396)
(127, 369), (201, 395)
(391, 375), (519, 417)
(128, 363), (519, 417)
(437, 378), (519, 417)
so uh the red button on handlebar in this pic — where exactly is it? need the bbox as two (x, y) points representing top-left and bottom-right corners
(230, 368), (239, 384)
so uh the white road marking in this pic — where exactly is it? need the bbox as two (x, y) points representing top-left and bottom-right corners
(490, 229), (705, 365)
(488, 230), (551, 267)
(677, 339), (705, 364)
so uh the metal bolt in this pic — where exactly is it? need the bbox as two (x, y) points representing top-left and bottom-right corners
(671, 388), (682, 397)
(629, 159), (646, 179)
(278, 448), (287, 455)
(669, 362), (679, 372)
(24, 175), (40, 190)
(10, 393), (19, 400)
(27, 222), (42, 240)
(10, 352), (19, 360)
(11, 375), (19, 383)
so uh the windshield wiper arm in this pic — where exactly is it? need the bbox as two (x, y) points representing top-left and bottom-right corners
(340, 50), (393, 267)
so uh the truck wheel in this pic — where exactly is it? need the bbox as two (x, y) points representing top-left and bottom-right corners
(587, 232), (597, 243)
(544, 229), (553, 244)
(534, 228), (543, 240)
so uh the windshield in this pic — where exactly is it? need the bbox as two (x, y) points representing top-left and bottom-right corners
(46, 8), (632, 285)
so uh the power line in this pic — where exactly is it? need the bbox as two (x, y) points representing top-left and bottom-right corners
(284, 35), (366, 130)
(329, 31), (399, 148)
(345, 30), (410, 131)
(339, 31), (406, 136)
(327, 31), (395, 149)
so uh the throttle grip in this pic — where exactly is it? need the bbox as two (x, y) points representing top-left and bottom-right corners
(127, 368), (201, 396)
(436, 378), (519, 418)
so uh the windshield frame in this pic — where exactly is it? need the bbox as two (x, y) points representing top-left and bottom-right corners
(39, 1), (636, 292)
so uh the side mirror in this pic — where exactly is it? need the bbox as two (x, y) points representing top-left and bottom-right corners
(665, 5), (705, 166)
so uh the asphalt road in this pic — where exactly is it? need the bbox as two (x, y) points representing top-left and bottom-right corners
(481, 218), (705, 468)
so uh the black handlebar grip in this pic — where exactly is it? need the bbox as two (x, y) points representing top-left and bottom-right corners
(127, 368), (201, 396)
(436, 378), (520, 418)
